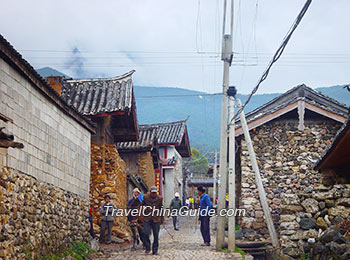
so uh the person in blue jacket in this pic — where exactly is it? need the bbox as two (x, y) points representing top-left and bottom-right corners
(198, 186), (212, 246)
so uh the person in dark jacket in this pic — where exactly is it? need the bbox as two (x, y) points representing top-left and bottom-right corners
(198, 186), (212, 246)
(169, 192), (182, 230)
(127, 188), (146, 250)
(99, 194), (114, 244)
(141, 186), (163, 255)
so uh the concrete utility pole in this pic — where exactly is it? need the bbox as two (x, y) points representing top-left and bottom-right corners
(227, 97), (235, 251)
(236, 99), (280, 248)
(213, 150), (218, 208)
(216, 0), (234, 250)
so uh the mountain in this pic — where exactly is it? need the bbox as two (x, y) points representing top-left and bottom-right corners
(36, 67), (350, 151)
(315, 85), (350, 106)
(36, 67), (69, 78)
(134, 85), (350, 151)
(133, 86), (282, 151)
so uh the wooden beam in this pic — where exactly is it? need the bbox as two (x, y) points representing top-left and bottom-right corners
(298, 100), (305, 131)
(235, 102), (298, 136)
(237, 99), (280, 249)
(0, 139), (24, 149)
(304, 103), (346, 123)
(0, 113), (13, 123)
(236, 101), (347, 137)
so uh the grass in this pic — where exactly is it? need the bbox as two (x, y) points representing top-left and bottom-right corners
(25, 241), (95, 260)
(218, 245), (246, 260)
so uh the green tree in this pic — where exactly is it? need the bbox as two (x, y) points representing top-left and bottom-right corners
(184, 148), (209, 175)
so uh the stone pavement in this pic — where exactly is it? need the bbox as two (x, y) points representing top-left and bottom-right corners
(91, 216), (245, 260)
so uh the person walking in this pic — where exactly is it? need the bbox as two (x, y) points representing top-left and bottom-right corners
(197, 186), (212, 246)
(169, 192), (182, 231)
(141, 186), (163, 255)
(99, 194), (114, 244)
(127, 188), (146, 250)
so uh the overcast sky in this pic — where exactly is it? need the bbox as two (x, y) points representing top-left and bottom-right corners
(1, 0), (349, 94)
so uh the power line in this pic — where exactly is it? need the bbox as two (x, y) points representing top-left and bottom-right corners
(232, 0), (313, 120)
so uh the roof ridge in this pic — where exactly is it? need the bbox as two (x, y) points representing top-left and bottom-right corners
(242, 84), (307, 118)
(140, 119), (187, 127)
(241, 84), (348, 119)
(65, 70), (135, 83)
(309, 86), (349, 108)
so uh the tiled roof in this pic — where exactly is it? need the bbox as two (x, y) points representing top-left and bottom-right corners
(147, 120), (187, 145)
(236, 84), (349, 127)
(61, 71), (135, 116)
(0, 34), (95, 133)
(116, 125), (157, 151)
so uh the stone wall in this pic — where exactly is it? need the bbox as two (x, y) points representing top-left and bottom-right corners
(238, 119), (349, 258)
(281, 184), (350, 259)
(137, 151), (155, 190)
(0, 58), (91, 197)
(0, 167), (90, 260)
(90, 143), (129, 241)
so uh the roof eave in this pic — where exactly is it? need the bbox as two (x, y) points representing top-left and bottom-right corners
(0, 35), (96, 134)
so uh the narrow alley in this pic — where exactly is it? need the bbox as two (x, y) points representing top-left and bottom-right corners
(91, 216), (245, 260)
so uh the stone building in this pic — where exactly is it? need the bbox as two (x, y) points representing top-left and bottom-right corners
(234, 85), (349, 258)
(50, 72), (140, 240)
(145, 120), (191, 207)
(309, 112), (350, 259)
(315, 113), (350, 183)
(0, 34), (95, 259)
(116, 125), (159, 199)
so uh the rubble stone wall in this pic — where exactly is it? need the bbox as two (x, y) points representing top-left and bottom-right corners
(0, 167), (90, 260)
(90, 143), (129, 241)
(0, 58), (91, 197)
(238, 119), (350, 258)
(137, 151), (155, 190)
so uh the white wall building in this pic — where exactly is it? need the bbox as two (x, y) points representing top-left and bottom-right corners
(145, 120), (191, 206)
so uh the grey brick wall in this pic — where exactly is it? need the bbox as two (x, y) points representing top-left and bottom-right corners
(0, 58), (91, 197)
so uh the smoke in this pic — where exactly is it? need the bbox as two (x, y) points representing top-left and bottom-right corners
(64, 47), (87, 78)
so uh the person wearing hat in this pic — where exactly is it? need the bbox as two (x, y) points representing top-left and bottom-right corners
(127, 188), (146, 250)
(99, 194), (114, 244)
(197, 186), (212, 246)
(141, 186), (163, 255)
(170, 192), (182, 231)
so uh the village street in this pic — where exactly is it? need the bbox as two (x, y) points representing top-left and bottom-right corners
(91, 216), (245, 260)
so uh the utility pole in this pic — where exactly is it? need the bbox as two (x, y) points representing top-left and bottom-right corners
(236, 99), (280, 248)
(213, 150), (218, 208)
(216, 0), (234, 250)
(227, 97), (235, 251)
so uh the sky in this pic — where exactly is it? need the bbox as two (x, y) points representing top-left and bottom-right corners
(0, 0), (349, 94)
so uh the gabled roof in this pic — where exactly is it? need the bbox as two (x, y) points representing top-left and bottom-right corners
(235, 84), (348, 136)
(116, 125), (158, 152)
(61, 71), (135, 116)
(149, 120), (187, 145)
(314, 112), (350, 170)
(0, 34), (95, 133)
(144, 120), (191, 157)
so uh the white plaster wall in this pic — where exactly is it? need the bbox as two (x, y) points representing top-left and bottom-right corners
(163, 168), (175, 208)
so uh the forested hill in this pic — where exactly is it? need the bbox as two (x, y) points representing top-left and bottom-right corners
(134, 85), (350, 151)
(35, 67), (349, 151)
